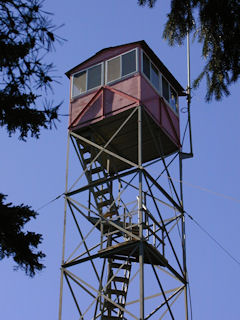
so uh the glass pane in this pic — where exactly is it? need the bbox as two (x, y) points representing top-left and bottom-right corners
(162, 77), (169, 102)
(107, 56), (120, 82)
(151, 63), (159, 90)
(122, 50), (136, 77)
(170, 86), (178, 112)
(87, 64), (102, 90)
(142, 53), (150, 79)
(72, 71), (86, 97)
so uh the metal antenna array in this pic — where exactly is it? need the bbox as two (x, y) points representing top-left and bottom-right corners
(58, 104), (189, 319)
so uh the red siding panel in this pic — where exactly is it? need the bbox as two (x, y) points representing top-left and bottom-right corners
(69, 75), (141, 130)
(69, 90), (98, 127)
(141, 77), (160, 123)
(112, 75), (140, 101)
(79, 95), (102, 125)
(140, 75), (180, 147)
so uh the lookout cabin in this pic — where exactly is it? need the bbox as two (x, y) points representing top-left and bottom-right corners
(66, 41), (185, 172)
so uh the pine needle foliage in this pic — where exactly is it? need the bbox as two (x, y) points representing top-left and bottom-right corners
(0, 0), (62, 140)
(139, 0), (240, 101)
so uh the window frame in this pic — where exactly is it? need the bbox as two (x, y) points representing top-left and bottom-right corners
(105, 48), (138, 85)
(150, 61), (160, 92)
(162, 74), (179, 114)
(106, 55), (121, 84)
(169, 85), (179, 113)
(162, 75), (170, 102)
(141, 49), (179, 116)
(71, 62), (104, 99)
(141, 51), (162, 95)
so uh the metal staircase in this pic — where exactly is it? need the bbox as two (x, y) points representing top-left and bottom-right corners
(78, 139), (118, 219)
(78, 137), (132, 319)
(102, 259), (131, 319)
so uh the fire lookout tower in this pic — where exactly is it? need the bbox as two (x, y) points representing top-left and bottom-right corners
(59, 41), (191, 320)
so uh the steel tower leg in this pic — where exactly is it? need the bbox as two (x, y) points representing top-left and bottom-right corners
(138, 105), (144, 320)
(180, 155), (189, 320)
(58, 132), (70, 320)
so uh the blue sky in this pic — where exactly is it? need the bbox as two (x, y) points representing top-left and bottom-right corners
(1, 1), (240, 319)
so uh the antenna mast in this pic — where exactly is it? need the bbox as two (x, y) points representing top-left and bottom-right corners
(187, 30), (193, 156)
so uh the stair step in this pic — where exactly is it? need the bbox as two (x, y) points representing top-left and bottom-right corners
(107, 289), (126, 296)
(97, 200), (111, 209)
(110, 263), (131, 270)
(105, 301), (125, 310)
(113, 276), (129, 283)
(87, 166), (103, 175)
(94, 188), (110, 197)
(91, 177), (107, 186)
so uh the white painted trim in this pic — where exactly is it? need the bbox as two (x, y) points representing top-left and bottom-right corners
(106, 48), (137, 84)
(136, 47), (139, 73)
(71, 62), (103, 99)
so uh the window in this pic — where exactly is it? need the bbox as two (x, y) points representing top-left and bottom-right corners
(163, 78), (178, 113)
(87, 64), (102, 90)
(170, 86), (178, 112)
(122, 50), (136, 76)
(107, 49), (137, 83)
(142, 52), (159, 91)
(162, 77), (169, 102)
(72, 71), (86, 97)
(151, 63), (159, 90)
(107, 56), (120, 83)
(72, 63), (102, 98)
(141, 50), (179, 114)
(143, 53), (150, 79)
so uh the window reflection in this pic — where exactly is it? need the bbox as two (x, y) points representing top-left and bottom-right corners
(162, 77), (169, 102)
(107, 56), (120, 83)
(72, 71), (86, 96)
(151, 63), (159, 90)
(122, 50), (136, 77)
(143, 53), (150, 79)
(170, 87), (178, 112)
(87, 64), (102, 91)
(72, 64), (102, 98)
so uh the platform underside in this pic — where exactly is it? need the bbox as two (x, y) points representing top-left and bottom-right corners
(72, 107), (179, 173)
(87, 217), (147, 235)
(98, 240), (168, 266)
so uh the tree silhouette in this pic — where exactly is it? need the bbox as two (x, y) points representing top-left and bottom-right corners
(138, 0), (240, 101)
(0, 194), (45, 277)
(0, 0), (61, 140)
(0, 0), (62, 276)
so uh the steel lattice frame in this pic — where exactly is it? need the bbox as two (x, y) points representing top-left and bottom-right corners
(58, 105), (190, 320)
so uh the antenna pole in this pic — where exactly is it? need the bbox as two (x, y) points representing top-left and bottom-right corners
(187, 31), (193, 156)
(179, 30), (193, 320)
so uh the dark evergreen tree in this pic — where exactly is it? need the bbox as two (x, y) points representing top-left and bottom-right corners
(0, 0), (62, 275)
(0, 0), (61, 140)
(0, 194), (45, 277)
(138, 0), (240, 101)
